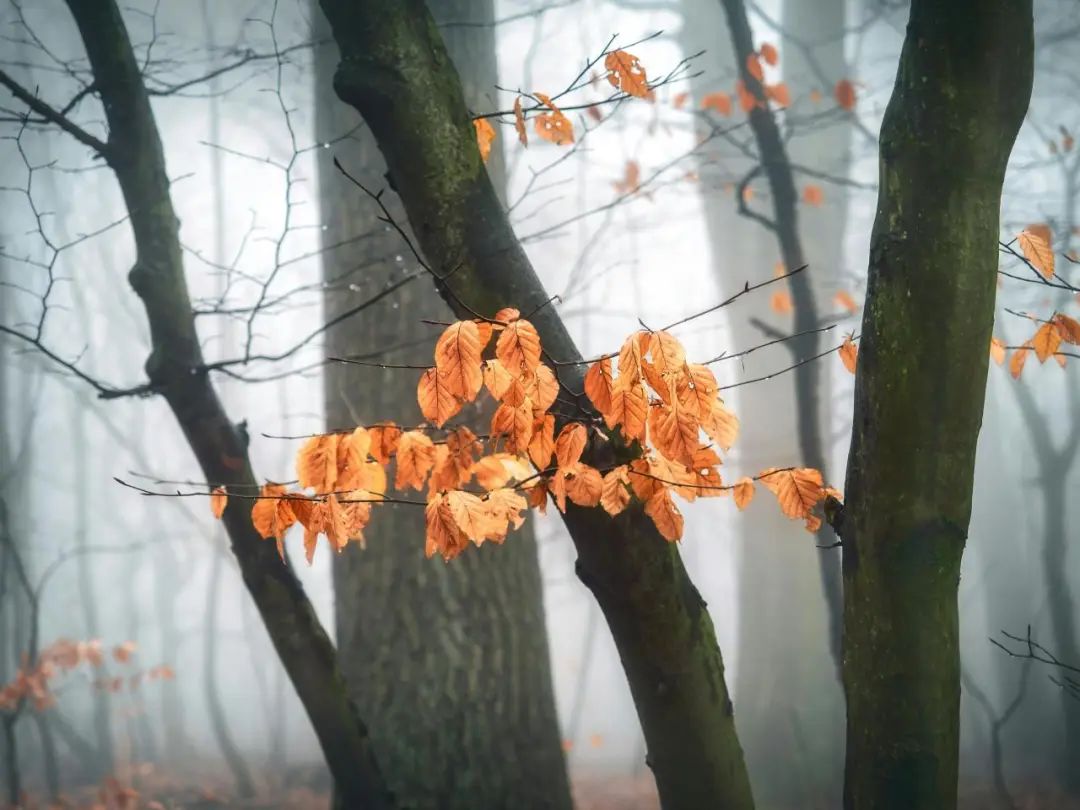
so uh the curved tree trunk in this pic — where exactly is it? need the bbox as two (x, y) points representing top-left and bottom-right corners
(36, 2), (394, 805)
(838, 3), (1033, 808)
(313, 2), (571, 806)
(316, 2), (755, 807)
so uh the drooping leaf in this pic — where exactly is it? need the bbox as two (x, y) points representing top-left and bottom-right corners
(210, 486), (227, 519)
(417, 367), (462, 427)
(839, 334), (858, 374)
(584, 357), (614, 415)
(496, 318), (543, 377)
(700, 91), (732, 116)
(513, 96), (528, 146)
(834, 79), (856, 110)
(604, 50), (650, 98)
(770, 290), (793, 314)
(759, 467), (825, 520)
(533, 92), (574, 145)
(297, 434), (340, 492)
(564, 463), (603, 507)
(990, 337), (1006, 366)
(600, 465), (632, 516)
(644, 489), (683, 542)
(473, 118), (495, 163)
(732, 477), (755, 510)
(528, 413), (556, 468)
(802, 185), (824, 206)
(1032, 321), (1062, 363)
(1018, 226), (1055, 279)
(607, 381), (648, 441)
(555, 422), (588, 469)
(702, 400), (739, 451)
(759, 43), (779, 66)
(834, 290), (859, 314)
(434, 320), (484, 401)
(395, 431), (437, 491)
(1010, 342), (1032, 379)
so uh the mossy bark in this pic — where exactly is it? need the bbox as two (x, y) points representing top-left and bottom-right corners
(60, 1), (392, 806)
(839, 3), (1032, 808)
(313, 1), (571, 807)
(317, 1), (754, 807)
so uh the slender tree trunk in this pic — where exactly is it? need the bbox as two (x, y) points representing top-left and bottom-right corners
(30, 711), (60, 801)
(48, 3), (393, 805)
(317, 2), (754, 807)
(838, 3), (1032, 808)
(313, 3), (571, 806)
(1011, 376), (1080, 791)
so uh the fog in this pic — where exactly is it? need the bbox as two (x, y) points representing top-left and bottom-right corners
(1, 0), (1078, 807)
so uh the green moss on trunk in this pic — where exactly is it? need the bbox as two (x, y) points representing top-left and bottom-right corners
(840, 3), (1032, 808)
(317, 1), (755, 806)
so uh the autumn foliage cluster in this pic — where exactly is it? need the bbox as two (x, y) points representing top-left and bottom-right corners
(0, 638), (170, 713)
(211, 308), (836, 563)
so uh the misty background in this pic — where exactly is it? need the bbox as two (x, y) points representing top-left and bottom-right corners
(1, 0), (1078, 806)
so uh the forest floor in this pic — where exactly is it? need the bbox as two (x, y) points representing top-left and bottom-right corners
(8, 766), (1080, 809)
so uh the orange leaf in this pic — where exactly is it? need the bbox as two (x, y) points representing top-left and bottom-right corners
(648, 331), (686, 377)
(564, 463), (603, 507)
(434, 320), (484, 401)
(736, 79), (757, 112)
(533, 92), (575, 145)
(473, 118), (495, 163)
(770, 290), (793, 314)
(759, 43), (779, 66)
(513, 96), (528, 147)
(1053, 313), (1080, 344)
(759, 467), (825, 520)
(252, 484), (297, 546)
(483, 358), (514, 401)
(1018, 226), (1055, 279)
(745, 53), (764, 82)
(496, 318), (542, 377)
(765, 82), (790, 107)
(395, 431), (437, 491)
(1032, 321), (1062, 363)
(613, 160), (641, 195)
(834, 79), (856, 111)
(417, 367), (462, 427)
(528, 414), (556, 468)
(673, 92), (689, 109)
(584, 357), (614, 415)
(600, 465), (631, 516)
(990, 337), (1006, 366)
(113, 642), (137, 664)
(555, 423), (588, 469)
(368, 424), (402, 465)
(802, 185), (824, 206)
(700, 91), (732, 116)
(651, 402), (699, 468)
(644, 489), (683, 542)
(1010, 342), (1031, 379)
(604, 50), (650, 98)
(425, 494), (469, 561)
(210, 486), (227, 519)
(607, 382), (647, 441)
(732, 477), (754, 510)
(834, 290), (858, 314)
(839, 334), (858, 374)
(702, 400), (739, 451)
(296, 434), (340, 492)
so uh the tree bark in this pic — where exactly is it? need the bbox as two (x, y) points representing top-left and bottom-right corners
(54, 2), (392, 806)
(316, 1), (754, 807)
(713, 0), (848, 801)
(838, 3), (1032, 808)
(314, 2), (571, 805)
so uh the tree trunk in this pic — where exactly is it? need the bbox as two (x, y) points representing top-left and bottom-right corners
(317, 2), (755, 807)
(708, 0), (849, 802)
(53, 2), (392, 805)
(313, 2), (571, 806)
(838, 3), (1032, 808)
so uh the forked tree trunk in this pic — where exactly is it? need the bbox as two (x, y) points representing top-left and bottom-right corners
(313, 1), (571, 806)
(317, 1), (754, 807)
(838, 3), (1033, 808)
